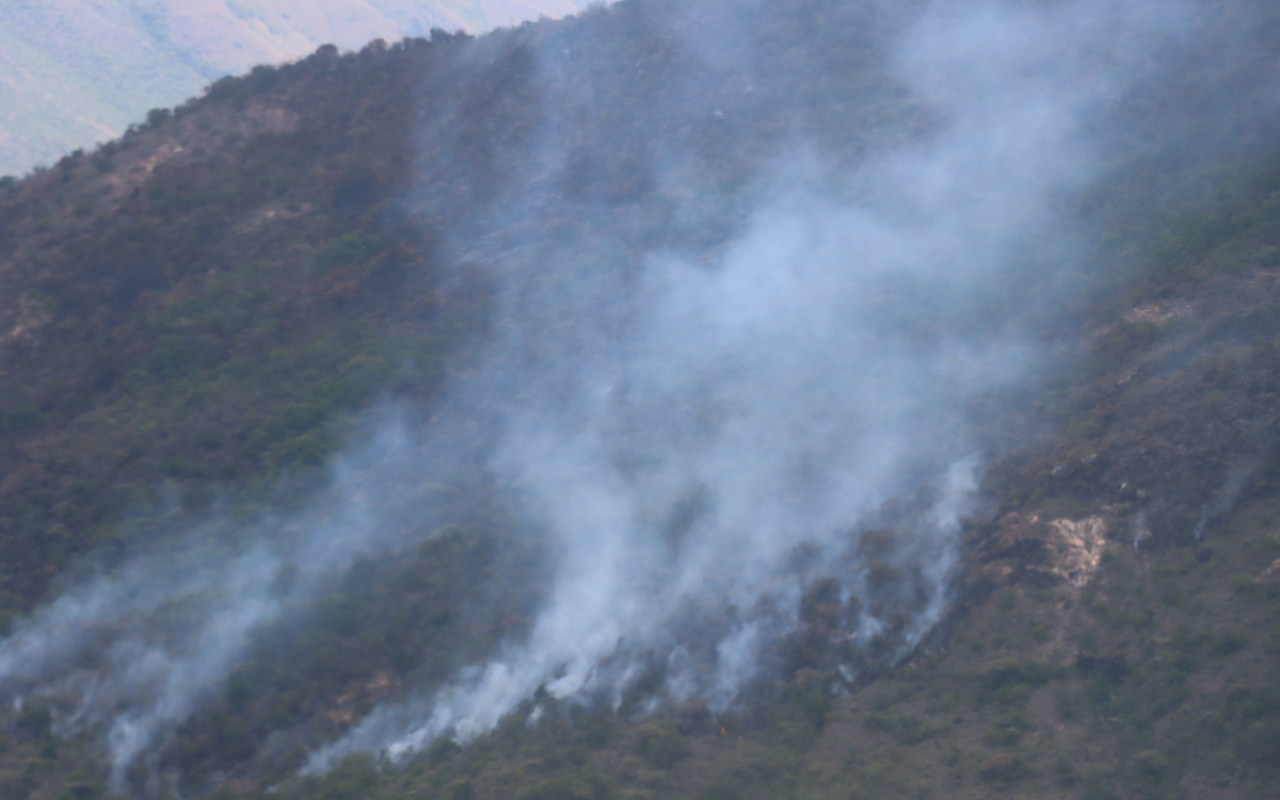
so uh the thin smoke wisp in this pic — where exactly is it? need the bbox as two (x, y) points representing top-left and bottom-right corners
(0, 421), (447, 789)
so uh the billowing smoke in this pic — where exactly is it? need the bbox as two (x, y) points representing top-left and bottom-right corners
(305, 0), (1188, 771)
(0, 0), (1208, 789)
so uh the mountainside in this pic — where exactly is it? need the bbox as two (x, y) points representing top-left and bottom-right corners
(0, 0), (591, 178)
(0, 1), (1279, 799)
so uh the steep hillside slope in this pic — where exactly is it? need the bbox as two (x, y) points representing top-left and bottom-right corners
(0, 1), (1278, 799)
(0, 36), (460, 606)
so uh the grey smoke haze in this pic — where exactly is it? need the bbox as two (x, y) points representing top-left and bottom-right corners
(0, 0), (1217, 789)
(0, 420), (445, 789)
(305, 0), (1189, 770)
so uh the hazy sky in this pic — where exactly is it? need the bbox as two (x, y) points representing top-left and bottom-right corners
(0, 0), (599, 176)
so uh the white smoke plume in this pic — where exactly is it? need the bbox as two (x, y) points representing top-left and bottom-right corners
(0, 420), (441, 789)
(0, 0), (1211, 790)
(1133, 510), (1152, 553)
(304, 0), (1188, 771)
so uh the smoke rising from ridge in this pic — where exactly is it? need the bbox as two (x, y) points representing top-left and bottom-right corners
(0, 0), (1228, 789)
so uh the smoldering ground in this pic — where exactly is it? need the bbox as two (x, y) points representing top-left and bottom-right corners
(0, 0), (1265, 791)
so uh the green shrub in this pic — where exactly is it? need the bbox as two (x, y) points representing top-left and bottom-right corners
(1128, 748), (1168, 781)
(696, 777), (742, 800)
(314, 234), (381, 273)
(635, 721), (688, 768)
(1079, 768), (1120, 800)
(1210, 631), (1249, 657)
(451, 780), (475, 800)
(316, 754), (380, 800)
(979, 752), (1023, 783)
(1055, 688), (1083, 722)
(523, 777), (597, 800)
(982, 714), (1028, 747)
(863, 713), (939, 745)
(572, 706), (617, 749)
(1056, 750), (1076, 786)
(1230, 573), (1258, 594)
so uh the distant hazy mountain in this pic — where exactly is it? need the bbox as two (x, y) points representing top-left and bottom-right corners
(0, 0), (592, 177)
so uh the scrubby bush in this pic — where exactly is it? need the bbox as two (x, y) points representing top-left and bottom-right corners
(635, 721), (687, 768)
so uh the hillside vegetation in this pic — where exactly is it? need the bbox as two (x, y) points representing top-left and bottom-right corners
(0, 1), (1278, 799)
